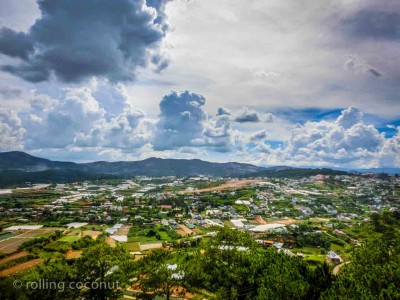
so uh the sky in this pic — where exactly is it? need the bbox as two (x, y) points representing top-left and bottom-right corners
(0, 0), (399, 168)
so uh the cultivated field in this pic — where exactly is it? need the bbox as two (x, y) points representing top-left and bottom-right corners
(66, 250), (82, 259)
(116, 225), (131, 236)
(81, 230), (102, 240)
(0, 251), (28, 265)
(139, 242), (163, 251)
(179, 179), (261, 194)
(175, 224), (194, 237)
(106, 237), (116, 248)
(0, 258), (43, 277)
(0, 228), (62, 254)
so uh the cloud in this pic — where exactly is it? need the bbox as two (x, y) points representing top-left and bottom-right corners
(341, 10), (400, 41)
(0, 86), (22, 98)
(14, 88), (243, 155)
(92, 83), (132, 118)
(19, 83), (161, 152)
(76, 108), (150, 150)
(252, 106), (400, 168)
(201, 114), (239, 152)
(0, 108), (25, 150)
(152, 90), (242, 152)
(345, 55), (382, 77)
(0, 0), (170, 83)
(233, 108), (274, 123)
(378, 127), (400, 167)
(234, 108), (260, 123)
(250, 130), (267, 141)
(153, 90), (206, 150)
(254, 70), (280, 79)
(216, 106), (231, 116)
(336, 106), (362, 129)
(23, 88), (105, 149)
(0, 27), (33, 59)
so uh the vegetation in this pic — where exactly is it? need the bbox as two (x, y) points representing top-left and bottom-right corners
(1, 211), (400, 299)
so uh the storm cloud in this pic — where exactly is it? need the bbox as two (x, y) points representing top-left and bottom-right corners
(0, 0), (170, 83)
(153, 90), (206, 150)
(342, 10), (400, 41)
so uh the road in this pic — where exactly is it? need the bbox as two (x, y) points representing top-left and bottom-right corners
(333, 261), (351, 275)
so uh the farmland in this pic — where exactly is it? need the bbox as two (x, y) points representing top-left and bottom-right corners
(0, 228), (62, 254)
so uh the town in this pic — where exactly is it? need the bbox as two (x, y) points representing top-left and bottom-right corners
(1, 172), (399, 282)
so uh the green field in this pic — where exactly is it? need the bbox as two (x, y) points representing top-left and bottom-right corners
(58, 236), (80, 243)
(124, 242), (140, 251)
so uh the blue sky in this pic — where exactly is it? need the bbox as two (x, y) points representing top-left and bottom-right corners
(0, 0), (399, 168)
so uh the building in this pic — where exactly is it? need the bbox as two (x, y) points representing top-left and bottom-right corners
(327, 250), (342, 263)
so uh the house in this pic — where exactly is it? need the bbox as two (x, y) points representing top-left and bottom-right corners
(327, 250), (342, 263)
(159, 204), (173, 210)
(230, 219), (245, 229)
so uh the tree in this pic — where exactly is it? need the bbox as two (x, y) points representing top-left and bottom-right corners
(136, 249), (184, 300)
(22, 257), (80, 300)
(76, 242), (134, 300)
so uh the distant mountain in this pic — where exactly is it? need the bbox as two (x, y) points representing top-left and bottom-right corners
(82, 157), (264, 177)
(0, 151), (356, 187)
(348, 168), (400, 175)
(247, 167), (348, 179)
(0, 151), (265, 178)
(0, 151), (79, 171)
(0, 169), (116, 187)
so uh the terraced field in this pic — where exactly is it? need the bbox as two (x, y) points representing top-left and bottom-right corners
(0, 259), (43, 277)
(0, 228), (63, 254)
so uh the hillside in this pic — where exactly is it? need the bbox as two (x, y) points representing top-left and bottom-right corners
(0, 151), (265, 179)
(0, 151), (354, 186)
(0, 151), (79, 171)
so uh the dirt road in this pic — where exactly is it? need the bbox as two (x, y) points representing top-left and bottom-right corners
(179, 179), (261, 194)
(333, 261), (351, 275)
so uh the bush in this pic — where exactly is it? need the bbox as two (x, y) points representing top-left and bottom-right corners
(44, 241), (71, 253)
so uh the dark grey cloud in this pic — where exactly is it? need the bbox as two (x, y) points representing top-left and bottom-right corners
(0, 86), (22, 98)
(342, 10), (400, 40)
(368, 68), (382, 77)
(0, 27), (33, 59)
(151, 53), (170, 73)
(0, 0), (170, 83)
(234, 108), (260, 123)
(345, 55), (383, 78)
(153, 90), (206, 150)
(216, 106), (231, 116)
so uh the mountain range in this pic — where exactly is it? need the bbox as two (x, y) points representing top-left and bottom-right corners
(0, 151), (397, 187)
(0, 151), (265, 177)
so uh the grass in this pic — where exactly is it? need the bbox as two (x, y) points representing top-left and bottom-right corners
(304, 254), (325, 264)
(233, 204), (248, 212)
(292, 247), (322, 255)
(331, 243), (344, 253)
(58, 236), (80, 243)
(158, 231), (172, 241)
(38, 251), (64, 260)
(124, 242), (140, 251)
(127, 236), (158, 243)
(36, 233), (53, 238)
(66, 229), (81, 236)
(81, 225), (108, 231)
(223, 220), (234, 228)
